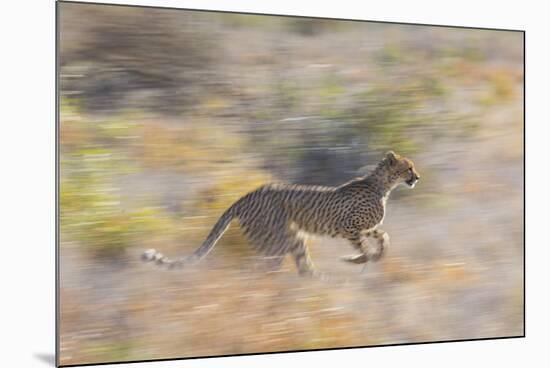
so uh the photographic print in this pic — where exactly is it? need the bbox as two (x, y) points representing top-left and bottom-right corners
(57, 1), (524, 366)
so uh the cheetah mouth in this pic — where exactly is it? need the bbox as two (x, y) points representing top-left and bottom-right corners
(406, 178), (417, 188)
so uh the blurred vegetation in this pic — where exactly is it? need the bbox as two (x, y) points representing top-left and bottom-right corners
(60, 5), (221, 115)
(58, 3), (524, 366)
(60, 99), (174, 256)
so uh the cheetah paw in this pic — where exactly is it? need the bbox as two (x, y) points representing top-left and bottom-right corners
(340, 253), (368, 264)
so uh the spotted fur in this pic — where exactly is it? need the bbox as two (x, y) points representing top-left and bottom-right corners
(142, 151), (420, 276)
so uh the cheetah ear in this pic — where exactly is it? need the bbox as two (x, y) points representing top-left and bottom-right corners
(385, 151), (397, 165)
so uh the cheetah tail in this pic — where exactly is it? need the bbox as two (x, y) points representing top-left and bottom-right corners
(141, 205), (237, 269)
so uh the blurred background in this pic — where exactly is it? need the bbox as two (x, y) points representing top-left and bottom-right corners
(58, 3), (524, 365)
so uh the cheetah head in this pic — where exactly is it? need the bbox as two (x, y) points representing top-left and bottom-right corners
(383, 151), (420, 189)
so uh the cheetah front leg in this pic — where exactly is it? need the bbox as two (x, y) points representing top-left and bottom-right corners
(366, 228), (390, 262)
(341, 229), (390, 264)
(340, 232), (369, 264)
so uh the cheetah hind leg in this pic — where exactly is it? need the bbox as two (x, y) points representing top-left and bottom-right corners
(262, 255), (286, 273)
(291, 240), (317, 277)
(284, 238), (354, 284)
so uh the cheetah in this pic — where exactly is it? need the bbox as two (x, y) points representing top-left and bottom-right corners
(142, 151), (420, 276)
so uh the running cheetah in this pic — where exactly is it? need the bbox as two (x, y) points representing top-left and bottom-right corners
(142, 151), (420, 276)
